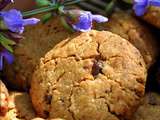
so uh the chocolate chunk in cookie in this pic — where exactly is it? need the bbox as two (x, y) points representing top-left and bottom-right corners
(30, 30), (147, 120)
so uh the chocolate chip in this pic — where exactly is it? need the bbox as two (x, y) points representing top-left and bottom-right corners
(91, 60), (103, 77)
(44, 94), (52, 104)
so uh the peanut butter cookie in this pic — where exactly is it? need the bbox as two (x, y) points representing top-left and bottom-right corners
(31, 30), (147, 120)
(0, 92), (36, 120)
(96, 11), (159, 68)
(0, 80), (9, 116)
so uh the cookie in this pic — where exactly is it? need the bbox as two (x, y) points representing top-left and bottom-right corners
(0, 80), (9, 116)
(142, 6), (160, 29)
(95, 11), (159, 68)
(32, 118), (65, 120)
(0, 92), (36, 120)
(30, 30), (147, 120)
(132, 92), (160, 120)
(3, 16), (72, 90)
(0, 109), (19, 120)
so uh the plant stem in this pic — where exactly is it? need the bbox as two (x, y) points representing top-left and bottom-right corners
(22, 0), (86, 17)
(22, 5), (59, 17)
(105, 0), (117, 16)
(122, 0), (132, 4)
(60, 16), (74, 32)
(64, 0), (84, 6)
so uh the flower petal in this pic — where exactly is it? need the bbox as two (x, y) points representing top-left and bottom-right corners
(92, 15), (108, 23)
(72, 12), (92, 32)
(133, 4), (147, 16)
(0, 55), (3, 70)
(0, 9), (24, 33)
(23, 18), (40, 26)
(134, 0), (148, 5)
(149, 0), (160, 6)
(0, 9), (40, 33)
(133, 0), (148, 16)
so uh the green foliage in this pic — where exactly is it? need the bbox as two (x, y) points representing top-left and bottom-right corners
(121, 0), (133, 4)
(41, 13), (53, 23)
(35, 0), (51, 7)
(0, 33), (16, 53)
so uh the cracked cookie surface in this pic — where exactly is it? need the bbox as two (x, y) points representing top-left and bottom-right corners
(0, 80), (9, 116)
(30, 30), (147, 120)
(0, 92), (36, 120)
(96, 11), (159, 69)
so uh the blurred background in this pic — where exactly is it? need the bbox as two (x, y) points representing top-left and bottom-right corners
(4, 0), (35, 10)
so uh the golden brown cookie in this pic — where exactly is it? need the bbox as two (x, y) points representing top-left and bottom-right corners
(3, 16), (72, 90)
(30, 30), (147, 120)
(32, 118), (65, 120)
(132, 92), (160, 120)
(0, 92), (36, 120)
(142, 6), (160, 29)
(95, 11), (159, 69)
(0, 80), (9, 116)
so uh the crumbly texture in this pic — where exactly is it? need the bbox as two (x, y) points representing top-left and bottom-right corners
(32, 118), (65, 120)
(0, 80), (9, 116)
(132, 92), (160, 120)
(142, 6), (160, 29)
(95, 11), (159, 69)
(3, 16), (72, 90)
(0, 92), (36, 120)
(30, 30), (147, 120)
(0, 109), (20, 120)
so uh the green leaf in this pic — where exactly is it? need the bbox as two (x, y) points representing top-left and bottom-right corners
(64, 0), (81, 6)
(105, 0), (117, 16)
(0, 34), (16, 45)
(60, 16), (74, 33)
(35, 0), (51, 7)
(0, 34), (16, 53)
(1, 41), (14, 52)
(41, 13), (53, 23)
(121, 0), (133, 4)
(0, 20), (7, 30)
(22, 5), (58, 17)
(58, 6), (64, 14)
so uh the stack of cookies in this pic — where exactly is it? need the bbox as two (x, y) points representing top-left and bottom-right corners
(1, 9), (160, 120)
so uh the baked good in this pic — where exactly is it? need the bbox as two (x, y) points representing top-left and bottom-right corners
(95, 11), (159, 68)
(0, 92), (36, 120)
(32, 118), (65, 120)
(0, 80), (9, 116)
(132, 92), (160, 120)
(142, 6), (160, 29)
(30, 30), (147, 120)
(3, 16), (72, 90)
(0, 109), (19, 120)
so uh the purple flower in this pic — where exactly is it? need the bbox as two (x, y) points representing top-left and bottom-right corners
(133, 0), (160, 16)
(67, 10), (108, 32)
(0, 49), (14, 70)
(0, 9), (40, 33)
(0, 0), (13, 10)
